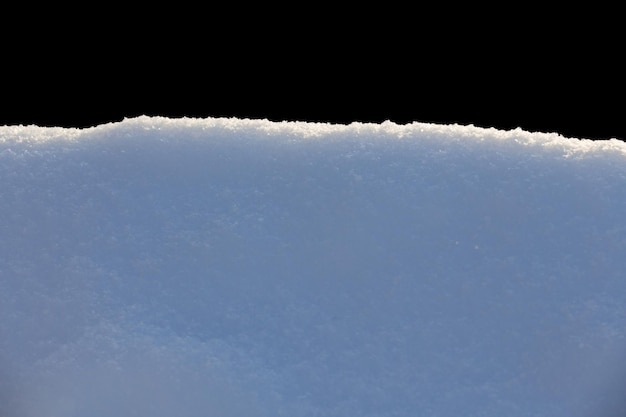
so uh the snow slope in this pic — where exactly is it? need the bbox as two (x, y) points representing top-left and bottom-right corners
(2, 116), (626, 417)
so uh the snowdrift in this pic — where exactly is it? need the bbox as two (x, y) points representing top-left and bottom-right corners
(2, 117), (626, 417)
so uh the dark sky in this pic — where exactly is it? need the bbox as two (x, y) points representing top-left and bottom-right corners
(200, 83), (617, 141)
(2, 69), (621, 141)
(2, 14), (622, 141)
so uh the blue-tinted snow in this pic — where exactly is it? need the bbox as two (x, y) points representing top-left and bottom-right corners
(2, 116), (626, 416)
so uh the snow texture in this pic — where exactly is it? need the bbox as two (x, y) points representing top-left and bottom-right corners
(2, 116), (626, 416)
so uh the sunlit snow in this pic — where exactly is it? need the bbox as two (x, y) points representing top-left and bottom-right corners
(2, 116), (626, 417)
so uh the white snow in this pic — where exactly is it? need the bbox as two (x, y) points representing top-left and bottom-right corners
(2, 116), (626, 417)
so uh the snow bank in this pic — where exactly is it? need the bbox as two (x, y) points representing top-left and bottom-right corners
(2, 116), (626, 416)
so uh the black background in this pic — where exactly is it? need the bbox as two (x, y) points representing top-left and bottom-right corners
(2, 10), (622, 141)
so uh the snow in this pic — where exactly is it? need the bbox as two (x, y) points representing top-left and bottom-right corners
(2, 116), (626, 417)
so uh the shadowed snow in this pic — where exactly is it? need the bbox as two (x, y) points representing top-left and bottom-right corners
(2, 116), (626, 416)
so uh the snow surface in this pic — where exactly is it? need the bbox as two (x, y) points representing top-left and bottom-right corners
(2, 116), (626, 417)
